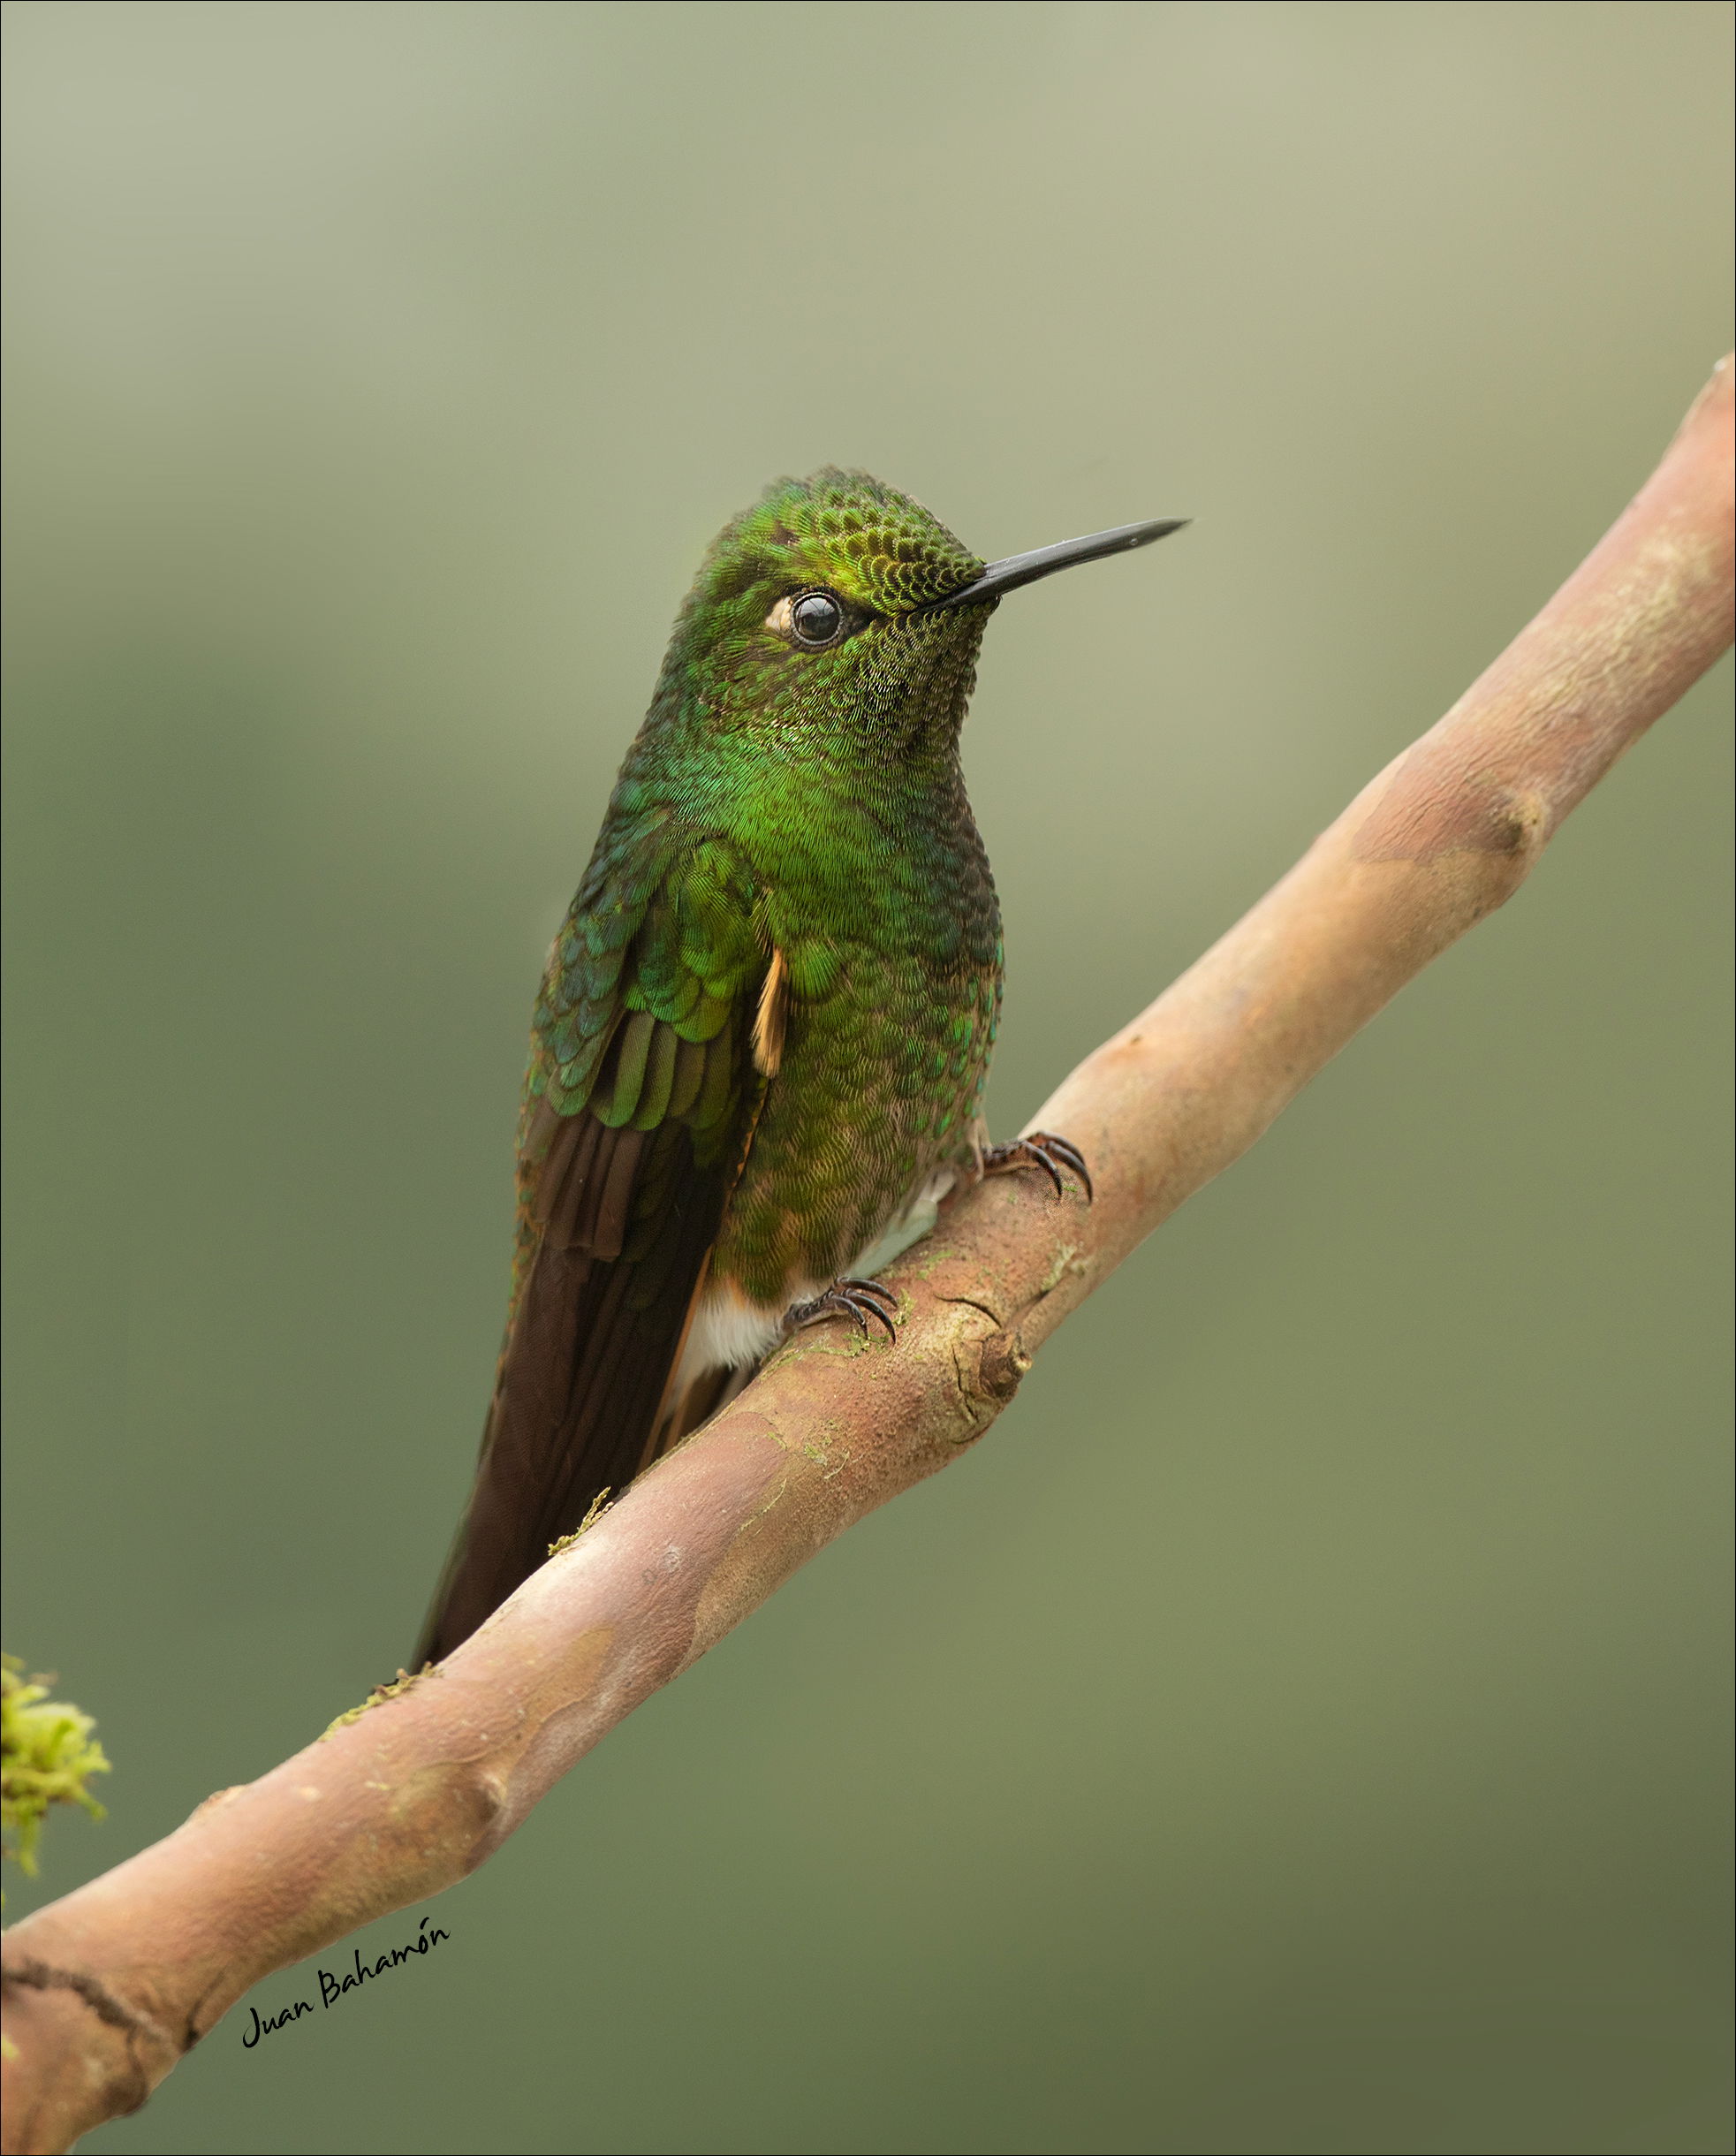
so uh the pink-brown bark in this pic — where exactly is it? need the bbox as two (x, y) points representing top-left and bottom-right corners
(4, 357), (1731, 2156)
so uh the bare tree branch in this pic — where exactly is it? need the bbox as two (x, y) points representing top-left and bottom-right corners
(4, 357), (1731, 2156)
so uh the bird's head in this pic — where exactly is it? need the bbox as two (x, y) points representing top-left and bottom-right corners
(656, 467), (1183, 755)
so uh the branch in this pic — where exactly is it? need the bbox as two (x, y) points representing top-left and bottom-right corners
(4, 358), (1731, 2156)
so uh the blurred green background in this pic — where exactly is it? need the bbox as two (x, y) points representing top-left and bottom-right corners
(3, 4), (1731, 2152)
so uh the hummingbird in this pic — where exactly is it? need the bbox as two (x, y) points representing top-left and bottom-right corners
(416, 470), (1184, 1663)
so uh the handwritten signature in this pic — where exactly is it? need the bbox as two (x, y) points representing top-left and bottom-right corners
(242, 1918), (451, 2046)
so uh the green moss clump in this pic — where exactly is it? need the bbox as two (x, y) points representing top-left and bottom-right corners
(2, 1653), (110, 1877)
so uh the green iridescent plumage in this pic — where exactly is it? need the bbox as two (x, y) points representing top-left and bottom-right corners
(528, 473), (1000, 1302)
(417, 468), (1177, 1663)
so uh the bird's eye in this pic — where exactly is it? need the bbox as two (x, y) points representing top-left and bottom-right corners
(788, 589), (845, 649)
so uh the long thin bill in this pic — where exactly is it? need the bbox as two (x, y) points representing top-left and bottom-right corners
(920, 517), (1189, 611)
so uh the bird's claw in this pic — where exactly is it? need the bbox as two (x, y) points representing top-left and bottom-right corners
(982, 1130), (1094, 1203)
(787, 1276), (900, 1344)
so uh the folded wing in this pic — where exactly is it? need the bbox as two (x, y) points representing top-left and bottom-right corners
(415, 834), (769, 1663)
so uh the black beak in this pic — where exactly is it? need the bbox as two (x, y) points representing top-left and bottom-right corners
(920, 516), (1188, 612)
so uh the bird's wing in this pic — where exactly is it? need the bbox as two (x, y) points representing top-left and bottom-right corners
(415, 829), (775, 1664)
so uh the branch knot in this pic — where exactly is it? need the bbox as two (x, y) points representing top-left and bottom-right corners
(976, 1329), (1032, 1407)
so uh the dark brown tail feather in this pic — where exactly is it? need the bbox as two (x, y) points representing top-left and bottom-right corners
(413, 1115), (732, 1666)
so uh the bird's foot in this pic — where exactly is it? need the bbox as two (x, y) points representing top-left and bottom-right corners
(982, 1131), (1094, 1203)
(785, 1277), (899, 1344)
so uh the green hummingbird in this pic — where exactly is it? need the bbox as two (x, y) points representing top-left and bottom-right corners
(417, 470), (1184, 1663)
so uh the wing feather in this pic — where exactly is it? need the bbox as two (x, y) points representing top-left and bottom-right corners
(414, 835), (769, 1664)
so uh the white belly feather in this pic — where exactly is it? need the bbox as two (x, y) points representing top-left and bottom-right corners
(671, 1163), (959, 1395)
